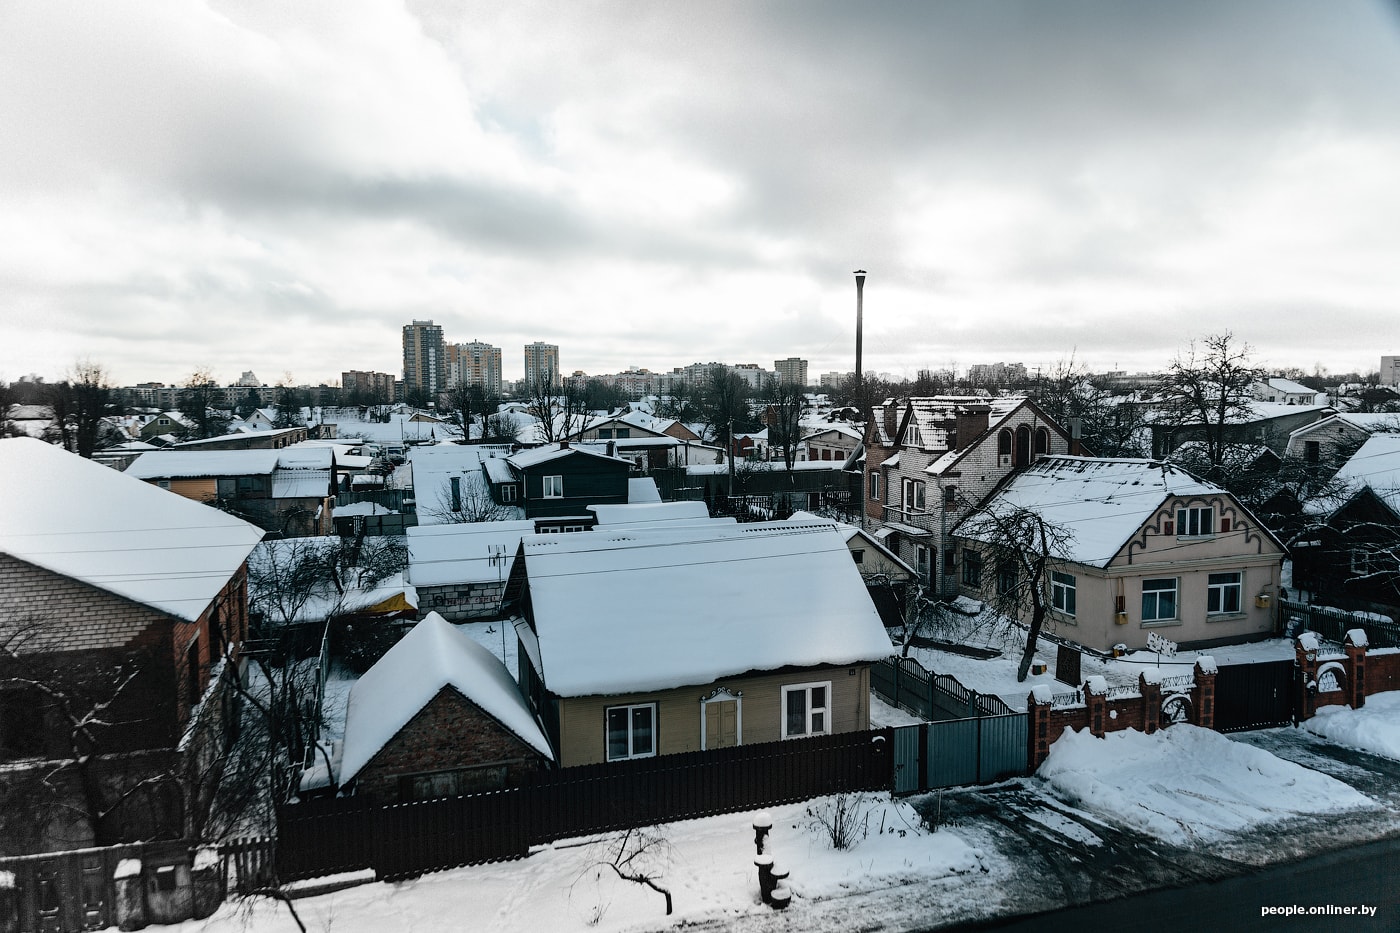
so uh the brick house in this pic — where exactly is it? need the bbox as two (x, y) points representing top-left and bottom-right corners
(864, 396), (1074, 595)
(0, 438), (264, 855)
(504, 520), (893, 768)
(405, 520), (536, 621)
(332, 613), (551, 804)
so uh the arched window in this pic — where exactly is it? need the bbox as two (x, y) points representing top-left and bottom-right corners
(1015, 425), (1031, 467)
(1034, 427), (1050, 457)
(997, 429), (1013, 459)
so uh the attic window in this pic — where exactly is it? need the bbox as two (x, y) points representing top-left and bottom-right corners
(905, 423), (923, 447)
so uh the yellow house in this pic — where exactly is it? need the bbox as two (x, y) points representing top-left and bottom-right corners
(953, 456), (1287, 653)
(504, 520), (894, 768)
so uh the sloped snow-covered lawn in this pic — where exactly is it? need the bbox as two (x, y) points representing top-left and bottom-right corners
(166, 796), (985, 933)
(1305, 691), (1400, 760)
(1035, 725), (1375, 845)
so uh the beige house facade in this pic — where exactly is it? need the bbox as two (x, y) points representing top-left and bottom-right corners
(954, 457), (1286, 653)
(505, 520), (894, 769)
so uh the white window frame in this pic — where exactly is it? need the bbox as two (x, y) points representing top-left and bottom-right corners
(902, 478), (926, 512)
(781, 681), (832, 739)
(542, 474), (564, 498)
(1140, 577), (1179, 624)
(869, 472), (880, 501)
(1176, 506), (1214, 538)
(605, 702), (657, 761)
(1207, 571), (1243, 616)
(500, 484), (517, 503)
(1051, 571), (1077, 617)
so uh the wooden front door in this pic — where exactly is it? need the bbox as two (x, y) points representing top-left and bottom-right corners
(706, 700), (738, 749)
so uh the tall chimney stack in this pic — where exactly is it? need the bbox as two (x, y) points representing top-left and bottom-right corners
(854, 270), (866, 389)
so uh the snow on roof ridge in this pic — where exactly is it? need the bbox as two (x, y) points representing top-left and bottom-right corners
(338, 613), (552, 783)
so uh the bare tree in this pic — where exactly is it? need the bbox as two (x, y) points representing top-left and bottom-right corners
(0, 614), (185, 852)
(179, 368), (232, 440)
(526, 375), (589, 444)
(956, 502), (1074, 682)
(764, 377), (806, 472)
(423, 475), (519, 523)
(1154, 333), (1267, 480)
(702, 369), (753, 450)
(574, 827), (674, 920)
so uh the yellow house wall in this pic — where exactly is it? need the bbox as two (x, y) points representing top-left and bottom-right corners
(1044, 493), (1284, 651)
(555, 665), (872, 767)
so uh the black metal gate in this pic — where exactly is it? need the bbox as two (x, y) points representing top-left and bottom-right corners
(1213, 659), (1297, 732)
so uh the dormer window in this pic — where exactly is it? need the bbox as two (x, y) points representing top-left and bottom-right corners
(905, 423), (923, 447)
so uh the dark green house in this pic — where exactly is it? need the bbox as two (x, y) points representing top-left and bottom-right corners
(488, 443), (632, 522)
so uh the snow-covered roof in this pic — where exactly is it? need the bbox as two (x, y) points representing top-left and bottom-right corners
(271, 470), (334, 499)
(588, 501), (711, 524)
(958, 456), (1230, 567)
(333, 501), (397, 517)
(519, 521), (893, 697)
(338, 612), (552, 783)
(126, 447), (333, 480)
(786, 511), (917, 575)
(405, 520), (536, 586)
(627, 477), (662, 502)
(1263, 377), (1317, 396)
(0, 437), (264, 621)
(1309, 433), (1400, 517)
(508, 444), (629, 470)
(1288, 412), (1400, 440)
(482, 456), (516, 484)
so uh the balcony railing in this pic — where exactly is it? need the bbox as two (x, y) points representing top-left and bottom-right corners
(881, 505), (941, 533)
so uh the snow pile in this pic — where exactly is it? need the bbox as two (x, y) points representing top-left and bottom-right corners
(1305, 691), (1400, 760)
(1036, 726), (1374, 845)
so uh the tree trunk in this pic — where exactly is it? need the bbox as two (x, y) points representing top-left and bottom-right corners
(1017, 602), (1047, 682)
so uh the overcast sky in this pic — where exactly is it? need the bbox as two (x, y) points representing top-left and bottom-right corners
(3, 1), (1399, 388)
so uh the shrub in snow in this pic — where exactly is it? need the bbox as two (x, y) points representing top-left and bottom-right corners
(806, 793), (873, 850)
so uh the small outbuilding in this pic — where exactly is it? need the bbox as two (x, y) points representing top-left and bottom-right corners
(334, 613), (552, 804)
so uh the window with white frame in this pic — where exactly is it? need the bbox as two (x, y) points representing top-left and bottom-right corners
(902, 478), (926, 511)
(500, 484), (517, 502)
(782, 682), (831, 738)
(605, 703), (656, 760)
(1175, 506), (1214, 537)
(542, 474), (563, 498)
(1141, 578), (1178, 623)
(905, 423), (923, 447)
(1051, 571), (1077, 616)
(1207, 572), (1242, 615)
(869, 472), (880, 501)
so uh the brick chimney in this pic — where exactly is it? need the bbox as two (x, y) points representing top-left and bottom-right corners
(954, 404), (990, 451)
(882, 403), (899, 441)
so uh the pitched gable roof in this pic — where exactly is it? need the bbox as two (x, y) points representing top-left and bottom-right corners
(958, 455), (1241, 567)
(518, 521), (892, 697)
(338, 612), (552, 783)
(0, 437), (264, 621)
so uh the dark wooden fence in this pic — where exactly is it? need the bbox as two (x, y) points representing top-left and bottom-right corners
(872, 656), (1016, 721)
(1283, 598), (1400, 649)
(276, 729), (892, 882)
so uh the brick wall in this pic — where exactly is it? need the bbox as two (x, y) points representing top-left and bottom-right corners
(351, 686), (549, 806)
(1366, 650), (1400, 695)
(1028, 663), (1216, 770)
(416, 581), (507, 621)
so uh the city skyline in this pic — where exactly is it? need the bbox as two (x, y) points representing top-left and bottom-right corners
(4, 3), (1400, 385)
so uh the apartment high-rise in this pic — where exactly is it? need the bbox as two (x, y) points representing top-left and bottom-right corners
(403, 320), (445, 397)
(774, 357), (809, 387)
(446, 341), (503, 397)
(524, 342), (560, 389)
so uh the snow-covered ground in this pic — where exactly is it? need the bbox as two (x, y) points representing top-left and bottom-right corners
(1304, 691), (1400, 760)
(1035, 724), (1376, 845)
(905, 628), (1301, 711)
(169, 796), (986, 933)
